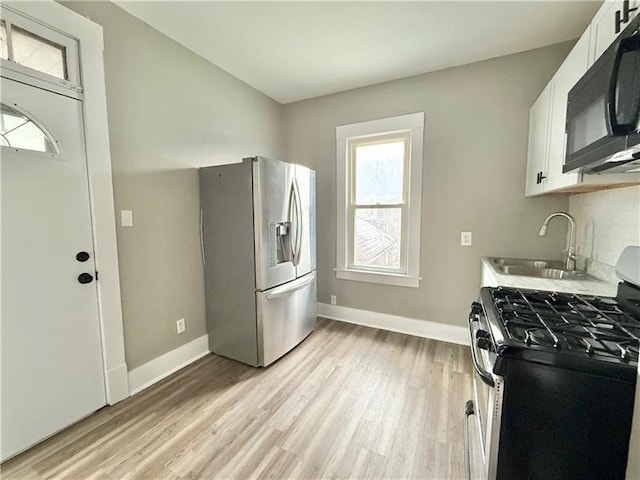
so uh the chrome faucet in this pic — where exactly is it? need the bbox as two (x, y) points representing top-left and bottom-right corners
(538, 212), (577, 271)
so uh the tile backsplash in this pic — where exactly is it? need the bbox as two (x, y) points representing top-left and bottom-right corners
(569, 185), (640, 280)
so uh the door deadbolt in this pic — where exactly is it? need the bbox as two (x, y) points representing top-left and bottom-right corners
(78, 273), (94, 284)
(76, 251), (90, 262)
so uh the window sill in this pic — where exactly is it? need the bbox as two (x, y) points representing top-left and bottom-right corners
(334, 268), (421, 288)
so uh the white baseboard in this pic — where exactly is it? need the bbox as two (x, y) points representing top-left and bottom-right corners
(317, 303), (469, 346)
(106, 362), (130, 405)
(127, 307), (467, 397)
(128, 335), (210, 396)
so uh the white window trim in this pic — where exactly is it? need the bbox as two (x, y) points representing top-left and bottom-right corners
(1, 8), (82, 97)
(335, 112), (424, 288)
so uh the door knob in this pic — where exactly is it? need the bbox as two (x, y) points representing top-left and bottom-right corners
(76, 251), (90, 262)
(78, 273), (94, 284)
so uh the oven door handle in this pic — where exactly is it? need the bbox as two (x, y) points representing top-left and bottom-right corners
(463, 400), (475, 480)
(469, 313), (495, 388)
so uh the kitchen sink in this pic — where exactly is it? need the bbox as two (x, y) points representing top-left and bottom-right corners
(488, 257), (593, 281)
(490, 257), (565, 269)
(495, 265), (589, 280)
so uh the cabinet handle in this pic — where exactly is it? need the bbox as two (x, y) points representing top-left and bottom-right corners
(536, 171), (547, 185)
(615, 0), (638, 34)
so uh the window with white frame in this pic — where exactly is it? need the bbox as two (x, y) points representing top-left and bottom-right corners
(0, 11), (80, 90)
(335, 112), (424, 288)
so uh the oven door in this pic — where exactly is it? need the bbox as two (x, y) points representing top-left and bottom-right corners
(465, 304), (504, 480)
(564, 15), (640, 173)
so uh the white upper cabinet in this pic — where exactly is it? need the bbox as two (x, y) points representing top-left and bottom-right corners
(544, 30), (591, 192)
(525, 29), (590, 197)
(525, 83), (552, 197)
(591, 1), (625, 61)
(590, 0), (639, 62)
(524, 1), (640, 197)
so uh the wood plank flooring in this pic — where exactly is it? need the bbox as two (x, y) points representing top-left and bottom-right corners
(1, 319), (473, 480)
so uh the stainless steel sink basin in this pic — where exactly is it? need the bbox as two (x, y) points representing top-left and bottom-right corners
(495, 265), (589, 280)
(491, 257), (565, 269)
(488, 257), (593, 281)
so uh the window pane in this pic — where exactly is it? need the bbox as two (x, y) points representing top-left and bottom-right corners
(0, 21), (8, 60)
(1, 103), (58, 153)
(355, 140), (404, 205)
(353, 208), (401, 269)
(12, 26), (66, 80)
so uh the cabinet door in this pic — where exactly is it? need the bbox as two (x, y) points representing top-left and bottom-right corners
(591, 1), (622, 62)
(590, 0), (639, 63)
(525, 83), (553, 197)
(544, 29), (591, 192)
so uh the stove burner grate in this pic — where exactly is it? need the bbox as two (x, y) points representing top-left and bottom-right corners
(491, 288), (640, 363)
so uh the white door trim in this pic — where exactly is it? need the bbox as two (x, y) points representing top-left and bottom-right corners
(3, 1), (129, 404)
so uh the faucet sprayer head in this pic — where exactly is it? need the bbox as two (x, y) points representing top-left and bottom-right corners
(538, 223), (548, 236)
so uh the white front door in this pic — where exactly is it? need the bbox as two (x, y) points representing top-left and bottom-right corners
(1, 77), (106, 461)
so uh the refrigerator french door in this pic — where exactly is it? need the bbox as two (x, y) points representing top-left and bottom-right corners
(293, 164), (316, 278)
(200, 156), (317, 367)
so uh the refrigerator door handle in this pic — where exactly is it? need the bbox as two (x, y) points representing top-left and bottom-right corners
(199, 208), (205, 265)
(288, 181), (297, 264)
(293, 178), (303, 263)
(264, 273), (315, 300)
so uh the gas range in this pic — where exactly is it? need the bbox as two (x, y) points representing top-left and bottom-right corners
(481, 284), (640, 380)
(464, 247), (640, 480)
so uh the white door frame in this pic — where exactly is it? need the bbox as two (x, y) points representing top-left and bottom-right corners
(3, 1), (129, 404)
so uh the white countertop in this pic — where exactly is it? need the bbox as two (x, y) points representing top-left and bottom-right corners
(481, 257), (618, 297)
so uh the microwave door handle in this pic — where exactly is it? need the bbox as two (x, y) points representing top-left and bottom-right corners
(608, 35), (640, 135)
(607, 39), (623, 135)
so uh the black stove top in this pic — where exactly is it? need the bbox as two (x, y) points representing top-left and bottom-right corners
(480, 283), (640, 379)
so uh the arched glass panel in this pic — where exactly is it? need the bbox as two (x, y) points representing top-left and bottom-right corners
(0, 102), (59, 154)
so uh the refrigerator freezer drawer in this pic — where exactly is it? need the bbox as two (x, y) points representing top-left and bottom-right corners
(256, 272), (317, 366)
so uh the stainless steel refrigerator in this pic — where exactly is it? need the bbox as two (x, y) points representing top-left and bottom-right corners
(199, 156), (317, 367)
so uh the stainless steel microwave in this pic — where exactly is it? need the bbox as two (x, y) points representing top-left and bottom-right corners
(564, 13), (640, 174)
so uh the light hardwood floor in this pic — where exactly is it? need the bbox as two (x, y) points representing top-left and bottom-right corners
(2, 319), (473, 480)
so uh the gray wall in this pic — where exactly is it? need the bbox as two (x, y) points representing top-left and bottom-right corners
(284, 42), (574, 327)
(64, 2), (284, 369)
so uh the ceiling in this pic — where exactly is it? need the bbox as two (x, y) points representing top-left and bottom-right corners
(115, 1), (602, 104)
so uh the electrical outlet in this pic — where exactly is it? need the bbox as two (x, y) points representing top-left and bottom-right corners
(461, 232), (472, 246)
(176, 318), (186, 334)
(330, 295), (337, 305)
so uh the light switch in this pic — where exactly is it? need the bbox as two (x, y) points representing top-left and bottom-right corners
(121, 210), (133, 227)
(461, 231), (472, 246)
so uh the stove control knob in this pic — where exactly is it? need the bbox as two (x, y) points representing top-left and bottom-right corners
(476, 337), (492, 351)
(476, 329), (490, 339)
(470, 302), (483, 315)
(469, 302), (483, 322)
